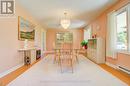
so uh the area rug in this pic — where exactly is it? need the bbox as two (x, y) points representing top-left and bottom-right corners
(8, 55), (128, 86)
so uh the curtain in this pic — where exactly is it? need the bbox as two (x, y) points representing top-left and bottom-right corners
(128, 4), (130, 51)
(106, 11), (117, 59)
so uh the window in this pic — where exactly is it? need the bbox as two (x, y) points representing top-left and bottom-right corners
(116, 10), (128, 50)
(106, 4), (130, 58)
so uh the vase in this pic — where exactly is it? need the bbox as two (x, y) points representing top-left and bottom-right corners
(82, 45), (87, 49)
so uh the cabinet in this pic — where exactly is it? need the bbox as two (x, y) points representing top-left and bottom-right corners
(87, 38), (105, 64)
(18, 48), (36, 65)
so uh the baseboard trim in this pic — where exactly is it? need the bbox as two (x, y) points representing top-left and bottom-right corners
(118, 66), (130, 74)
(106, 62), (118, 69)
(0, 63), (24, 78)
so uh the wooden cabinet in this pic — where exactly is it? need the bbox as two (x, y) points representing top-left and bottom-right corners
(87, 38), (105, 64)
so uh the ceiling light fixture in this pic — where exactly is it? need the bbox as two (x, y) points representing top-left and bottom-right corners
(60, 12), (71, 29)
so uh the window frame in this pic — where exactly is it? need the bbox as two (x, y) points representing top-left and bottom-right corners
(115, 5), (129, 51)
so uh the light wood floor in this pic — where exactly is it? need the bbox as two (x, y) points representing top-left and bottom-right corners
(99, 64), (130, 86)
(0, 58), (130, 86)
(0, 59), (41, 86)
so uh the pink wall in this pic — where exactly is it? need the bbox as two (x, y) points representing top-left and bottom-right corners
(117, 53), (130, 69)
(88, 0), (130, 67)
(46, 29), (84, 51)
(0, 2), (43, 73)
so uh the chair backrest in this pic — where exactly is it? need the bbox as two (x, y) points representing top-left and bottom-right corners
(60, 43), (73, 55)
(62, 43), (72, 50)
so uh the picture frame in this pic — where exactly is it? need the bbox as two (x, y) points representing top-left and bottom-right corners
(18, 16), (35, 41)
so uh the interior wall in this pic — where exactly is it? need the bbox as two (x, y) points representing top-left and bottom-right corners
(87, 0), (130, 67)
(46, 28), (84, 51)
(0, 2), (45, 73)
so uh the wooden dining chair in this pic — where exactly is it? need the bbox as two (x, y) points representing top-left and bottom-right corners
(59, 43), (74, 73)
(72, 49), (77, 63)
(54, 49), (60, 63)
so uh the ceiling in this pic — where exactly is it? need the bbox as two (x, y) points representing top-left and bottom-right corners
(17, 0), (118, 29)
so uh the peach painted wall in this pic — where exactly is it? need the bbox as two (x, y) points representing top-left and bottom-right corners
(46, 29), (84, 51)
(117, 53), (130, 69)
(0, 2), (45, 73)
(88, 0), (130, 67)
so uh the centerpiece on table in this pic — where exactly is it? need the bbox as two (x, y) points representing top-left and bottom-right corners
(81, 40), (88, 49)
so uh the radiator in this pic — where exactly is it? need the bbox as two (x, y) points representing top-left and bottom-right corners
(118, 66), (130, 74)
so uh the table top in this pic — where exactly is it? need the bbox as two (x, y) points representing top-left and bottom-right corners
(53, 48), (86, 50)
(18, 48), (36, 51)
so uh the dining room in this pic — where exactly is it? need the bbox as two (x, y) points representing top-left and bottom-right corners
(0, 0), (130, 86)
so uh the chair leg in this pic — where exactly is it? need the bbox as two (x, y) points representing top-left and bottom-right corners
(59, 53), (74, 73)
(76, 55), (79, 63)
(54, 55), (56, 63)
(58, 55), (62, 73)
(70, 58), (73, 73)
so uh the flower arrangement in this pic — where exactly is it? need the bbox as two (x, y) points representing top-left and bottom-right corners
(81, 40), (88, 49)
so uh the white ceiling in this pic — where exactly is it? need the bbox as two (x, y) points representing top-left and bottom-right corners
(17, 0), (118, 29)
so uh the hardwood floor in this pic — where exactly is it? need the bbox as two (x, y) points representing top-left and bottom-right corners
(0, 59), (41, 86)
(99, 64), (130, 86)
(0, 58), (130, 86)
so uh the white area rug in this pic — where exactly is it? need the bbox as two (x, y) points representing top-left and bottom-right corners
(8, 55), (128, 86)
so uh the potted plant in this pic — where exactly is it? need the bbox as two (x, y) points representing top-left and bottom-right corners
(81, 40), (88, 49)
